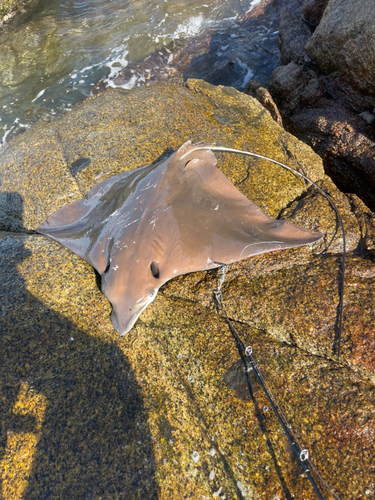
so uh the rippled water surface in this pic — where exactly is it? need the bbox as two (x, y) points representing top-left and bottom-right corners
(0, 0), (279, 145)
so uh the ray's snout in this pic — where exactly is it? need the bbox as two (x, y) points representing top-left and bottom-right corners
(110, 293), (156, 335)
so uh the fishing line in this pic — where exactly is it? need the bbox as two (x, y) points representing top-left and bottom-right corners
(180, 145), (346, 498)
(214, 267), (341, 500)
(180, 145), (346, 360)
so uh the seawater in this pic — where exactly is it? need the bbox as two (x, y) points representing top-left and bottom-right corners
(0, 0), (278, 146)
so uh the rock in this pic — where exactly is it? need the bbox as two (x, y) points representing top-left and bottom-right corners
(0, 0), (44, 28)
(359, 111), (375, 125)
(0, 231), (160, 499)
(287, 99), (375, 212)
(245, 79), (283, 126)
(278, 2), (312, 65)
(302, 0), (329, 26)
(0, 128), (81, 232)
(268, 0), (375, 212)
(224, 252), (375, 381)
(268, 62), (323, 115)
(281, 176), (361, 253)
(0, 80), (374, 499)
(347, 194), (375, 255)
(305, 0), (375, 101)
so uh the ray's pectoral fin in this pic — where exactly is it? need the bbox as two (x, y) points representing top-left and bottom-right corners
(182, 156), (323, 265)
(37, 197), (97, 261)
(211, 209), (323, 265)
(37, 169), (136, 269)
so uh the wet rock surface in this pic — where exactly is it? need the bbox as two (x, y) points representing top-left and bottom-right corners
(0, 0), (44, 28)
(95, 0), (281, 94)
(0, 80), (374, 499)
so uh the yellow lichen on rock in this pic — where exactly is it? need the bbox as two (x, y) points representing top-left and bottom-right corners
(1, 382), (47, 500)
(0, 80), (374, 499)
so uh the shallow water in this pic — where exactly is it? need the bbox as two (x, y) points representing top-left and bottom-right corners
(0, 0), (279, 146)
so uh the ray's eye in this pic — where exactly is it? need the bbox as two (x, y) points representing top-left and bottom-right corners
(150, 261), (160, 279)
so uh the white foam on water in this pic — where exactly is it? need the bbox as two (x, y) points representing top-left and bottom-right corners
(116, 74), (138, 90)
(0, 118), (30, 148)
(246, 0), (263, 13)
(71, 65), (95, 80)
(103, 43), (131, 88)
(0, 125), (14, 148)
(173, 14), (206, 39)
(31, 88), (46, 103)
(236, 58), (254, 88)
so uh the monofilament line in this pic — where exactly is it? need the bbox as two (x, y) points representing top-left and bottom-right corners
(181, 145), (346, 361)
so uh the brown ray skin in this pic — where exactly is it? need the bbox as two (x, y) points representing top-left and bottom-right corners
(37, 141), (323, 334)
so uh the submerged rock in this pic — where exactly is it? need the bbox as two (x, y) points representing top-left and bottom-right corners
(0, 0), (44, 28)
(0, 80), (374, 499)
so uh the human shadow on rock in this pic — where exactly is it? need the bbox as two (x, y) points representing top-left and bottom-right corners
(0, 192), (159, 499)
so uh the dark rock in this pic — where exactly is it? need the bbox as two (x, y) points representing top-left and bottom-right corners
(347, 194), (375, 255)
(302, 0), (329, 26)
(245, 79), (283, 126)
(287, 100), (375, 212)
(305, 0), (375, 100)
(268, 0), (375, 211)
(268, 62), (322, 115)
(359, 111), (375, 125)
(69, 157), (91, 177)
(278, 10), (311, 65)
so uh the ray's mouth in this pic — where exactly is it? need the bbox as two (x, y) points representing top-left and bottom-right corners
(111, 293), (158, 335)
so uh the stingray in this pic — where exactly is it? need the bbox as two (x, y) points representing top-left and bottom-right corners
(37, 141), (323, 335)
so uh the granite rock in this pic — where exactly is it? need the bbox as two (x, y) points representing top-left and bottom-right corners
(0, 80), (374, 499)
(305, 0), (375, 99)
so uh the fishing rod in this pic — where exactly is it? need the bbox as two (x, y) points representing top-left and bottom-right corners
(214, 266), (341, 500)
